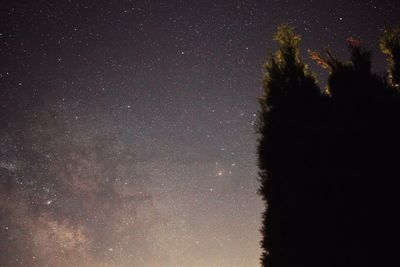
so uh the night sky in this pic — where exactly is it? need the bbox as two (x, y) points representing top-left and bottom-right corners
(1, 1), (399, 267)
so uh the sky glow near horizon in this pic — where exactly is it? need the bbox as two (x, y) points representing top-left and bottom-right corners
(0, 1), (399, 266)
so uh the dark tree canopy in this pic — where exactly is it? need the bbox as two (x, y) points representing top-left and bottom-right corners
(257, 25), (400, 267)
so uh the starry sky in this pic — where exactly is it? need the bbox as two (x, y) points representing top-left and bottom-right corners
(0, 1), (399, 267)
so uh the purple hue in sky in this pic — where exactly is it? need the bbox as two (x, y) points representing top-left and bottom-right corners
(1, 1), (399, 266)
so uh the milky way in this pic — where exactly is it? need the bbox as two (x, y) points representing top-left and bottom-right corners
(1, 1), (399, 267)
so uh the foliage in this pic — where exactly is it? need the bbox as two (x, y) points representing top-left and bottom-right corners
(380, 27), (400, 87)
(257, 25), (400, 267)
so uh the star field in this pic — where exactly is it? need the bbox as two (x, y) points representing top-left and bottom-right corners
(1, 1), (399, 267)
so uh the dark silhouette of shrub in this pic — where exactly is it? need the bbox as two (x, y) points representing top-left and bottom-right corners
(257, 25), (400, 267)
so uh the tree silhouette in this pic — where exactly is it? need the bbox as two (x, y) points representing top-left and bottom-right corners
(257, 25), (324, 267)
(257, 26), (400, 267)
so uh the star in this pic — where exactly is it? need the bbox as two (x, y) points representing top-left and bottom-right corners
(0, 1), (397, 266)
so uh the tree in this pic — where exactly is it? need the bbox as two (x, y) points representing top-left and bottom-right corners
(257, 25), (323, 267)
(257, 25), (400, 267)
(380, 28), (400, 88)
